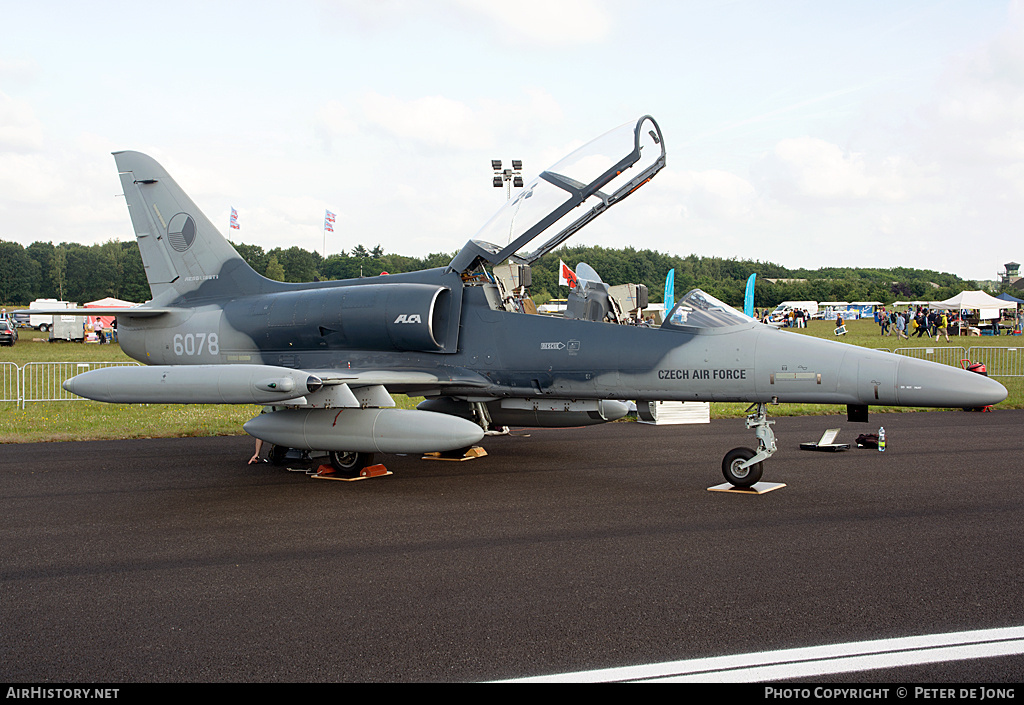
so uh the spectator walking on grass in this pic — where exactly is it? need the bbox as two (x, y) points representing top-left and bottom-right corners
(895, 311), (908, 339)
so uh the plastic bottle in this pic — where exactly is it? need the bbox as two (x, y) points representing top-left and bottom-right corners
(878, 426), (886, 452)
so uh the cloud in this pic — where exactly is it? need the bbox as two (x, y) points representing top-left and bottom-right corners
(667, 168), (759, 221)
(312, 100), (358, 153)
(314, 88), (564, 154)
(0, 91), (45, 153)
(751, 136), (940, 206)
(359, 93), (492, 150)
(321, 0), (612, 46)
(0, 153), (60, 204)
(453, 0), (612, 46)
(0, 57), (38, 84)
(926, 7), (1024, 166)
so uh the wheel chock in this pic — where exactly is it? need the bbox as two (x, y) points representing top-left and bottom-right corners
(708, 481), (786, 495)
(422, 446), (488, 462)
(311, 464), (392, 481)
(359, 464), (391, 478)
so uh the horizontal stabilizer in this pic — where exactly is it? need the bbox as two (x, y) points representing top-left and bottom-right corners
(15, 307), (178, 318)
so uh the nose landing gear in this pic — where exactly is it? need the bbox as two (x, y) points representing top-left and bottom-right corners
(721, 402), (777, 488)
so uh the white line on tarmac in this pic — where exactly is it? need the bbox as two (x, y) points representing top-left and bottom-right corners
(500, 626), (1024, 682)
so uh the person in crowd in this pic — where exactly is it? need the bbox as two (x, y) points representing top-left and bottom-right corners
(835, 312), (846, 335)
(936, 310), (950, 342)
(914, 310), (930, 338)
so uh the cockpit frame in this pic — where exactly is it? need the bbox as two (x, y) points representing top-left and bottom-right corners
(448, 116), (666, 275)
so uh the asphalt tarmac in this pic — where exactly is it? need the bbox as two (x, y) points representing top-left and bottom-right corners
(3, 410), (1024, 683)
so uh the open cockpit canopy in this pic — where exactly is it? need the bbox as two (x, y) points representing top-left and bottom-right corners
(449, 116), (666, 274)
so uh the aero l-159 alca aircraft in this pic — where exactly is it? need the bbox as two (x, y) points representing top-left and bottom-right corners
(55, 116), (1006, 487)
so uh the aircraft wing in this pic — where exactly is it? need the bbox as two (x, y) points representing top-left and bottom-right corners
(308, 367), (493, 398)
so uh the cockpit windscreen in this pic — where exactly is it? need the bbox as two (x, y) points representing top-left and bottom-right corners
(662, 289), (754, 331)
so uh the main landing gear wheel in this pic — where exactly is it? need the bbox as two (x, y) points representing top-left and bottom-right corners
(268, 444), (290, 466)
(329, 451), (375, 477)
(722, 447), (763, 487)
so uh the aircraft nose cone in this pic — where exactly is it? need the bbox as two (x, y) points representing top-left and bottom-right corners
(896, 357), (1007, 408)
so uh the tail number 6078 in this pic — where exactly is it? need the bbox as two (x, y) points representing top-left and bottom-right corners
(173, 332), (220, 356)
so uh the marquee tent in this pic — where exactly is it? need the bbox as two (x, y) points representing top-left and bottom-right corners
(935, 290), (1015, 310)
(84, 297), (138, 329)
(935, 290), (1014, 322)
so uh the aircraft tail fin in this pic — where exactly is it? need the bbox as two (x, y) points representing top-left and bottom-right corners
(113, 151), (268, 302)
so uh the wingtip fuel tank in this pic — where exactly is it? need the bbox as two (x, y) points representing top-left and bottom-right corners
(64, 365), (323, 405)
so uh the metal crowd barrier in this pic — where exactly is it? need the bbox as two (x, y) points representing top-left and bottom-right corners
(894, 346), (969, 369)
(7, 361), (141, 409)
(965, 346), (1024, 378)
(1, 362), (18, 404)
(893, 346), (1023, 377)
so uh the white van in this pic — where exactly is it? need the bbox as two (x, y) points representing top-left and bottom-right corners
(768, 301), (819, 326)
(29, 299), (72, 332)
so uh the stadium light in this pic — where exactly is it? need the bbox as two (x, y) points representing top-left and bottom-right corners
(491, 158), (524, 200)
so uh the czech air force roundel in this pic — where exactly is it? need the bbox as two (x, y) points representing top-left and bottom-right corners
(166, 213), (197, 252)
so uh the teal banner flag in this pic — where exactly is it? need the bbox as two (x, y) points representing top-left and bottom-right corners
(744, 273), (756, 317)
(664, 269), (675, 312)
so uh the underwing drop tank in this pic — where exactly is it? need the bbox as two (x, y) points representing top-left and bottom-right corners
(243, 407), (485, 454)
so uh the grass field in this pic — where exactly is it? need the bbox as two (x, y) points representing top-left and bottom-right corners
(1, 318), (1021, 443)
(0, 337), (260, 442)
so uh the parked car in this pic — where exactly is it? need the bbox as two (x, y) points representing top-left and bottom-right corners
(0, 319), (17, 346)
(11, 311), (30, 328)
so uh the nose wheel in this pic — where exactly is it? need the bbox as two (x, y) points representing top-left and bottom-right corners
(721, 402), (776, 487)
(722, 447), (763, 487)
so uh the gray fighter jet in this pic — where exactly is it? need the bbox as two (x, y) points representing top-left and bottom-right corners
(59, 115), (1006, 486)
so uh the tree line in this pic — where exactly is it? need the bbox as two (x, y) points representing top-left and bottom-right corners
(0, 237), (987, 309)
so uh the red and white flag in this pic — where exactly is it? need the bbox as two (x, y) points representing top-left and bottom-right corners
(558, 259), (578, 289)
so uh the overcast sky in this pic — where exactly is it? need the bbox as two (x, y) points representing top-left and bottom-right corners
(1, 0), (1021, 282)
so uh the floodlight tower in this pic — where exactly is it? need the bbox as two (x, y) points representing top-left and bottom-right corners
(491, 159), (524, 200)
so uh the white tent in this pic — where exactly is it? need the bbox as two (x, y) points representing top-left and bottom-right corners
(935, 290), (1014, 322)
(894, 300), (942, 307)
(936, 290), (1015, 310)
